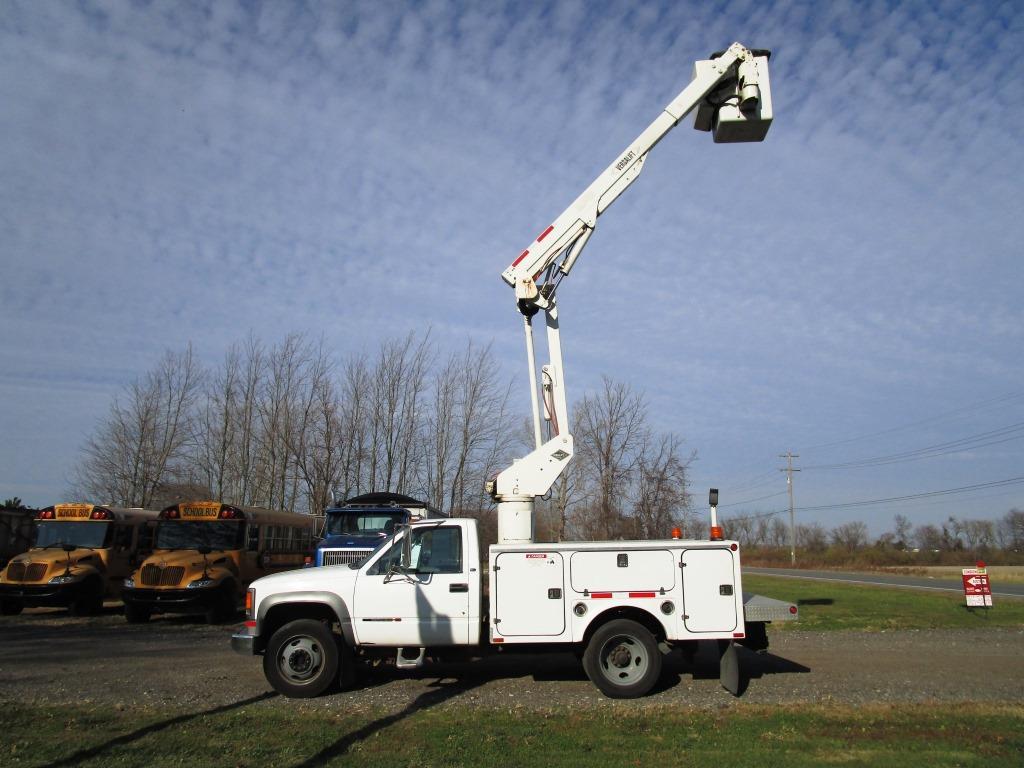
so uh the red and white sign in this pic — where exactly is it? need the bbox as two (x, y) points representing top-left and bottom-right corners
(961, 567), (993, 607)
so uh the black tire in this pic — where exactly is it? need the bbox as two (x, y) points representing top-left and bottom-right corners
(69, 580), (103, 616)
(583, 618), (663, 699)
(263, 619), (339, 698)
(205, 582), (238, 625)
(124, 602), (151, 624)
(1, 598), (24, 616)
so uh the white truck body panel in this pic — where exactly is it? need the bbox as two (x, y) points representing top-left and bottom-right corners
(680, 548), (739, 633)
(489, 537), (745, 645)
(492, 551), (566, 637)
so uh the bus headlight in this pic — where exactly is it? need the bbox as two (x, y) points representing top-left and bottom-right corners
(123, 577), (135, 588)
(49, 575), (78, 585)
(187, 578), (216, 589)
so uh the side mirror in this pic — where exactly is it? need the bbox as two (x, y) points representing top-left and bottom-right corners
(401, 530), (412, 570)
(709, 488), (719, 507)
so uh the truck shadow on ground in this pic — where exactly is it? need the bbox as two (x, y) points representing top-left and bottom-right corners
(346, 642), (810, 700)
(43, 692), (278, 767)
(293, 678), (483, 768)
(668, 643), (811, 697)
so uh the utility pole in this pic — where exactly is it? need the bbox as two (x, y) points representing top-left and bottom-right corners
(779, 452), (800, 565)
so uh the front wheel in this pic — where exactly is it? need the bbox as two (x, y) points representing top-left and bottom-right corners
(583, 619), (663, 699)
(263, 619), (339, 698)
(1, 598), (24, 616)
(69, 580), (103, 616)
(124, 602), (151, 624)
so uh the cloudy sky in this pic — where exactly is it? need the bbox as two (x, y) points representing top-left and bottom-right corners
(2, 0), (1022, 534)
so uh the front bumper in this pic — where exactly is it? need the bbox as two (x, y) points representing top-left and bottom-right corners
(122, 586), (221, 613)
(0, 582), (78, 607)
(231, 628), (257, 655)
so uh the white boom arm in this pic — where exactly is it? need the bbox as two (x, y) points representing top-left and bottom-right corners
(489, 43), (773, 544)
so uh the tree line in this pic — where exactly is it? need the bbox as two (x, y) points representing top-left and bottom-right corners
(71, 331), (696, 544)
(722, 509), (1024, 563)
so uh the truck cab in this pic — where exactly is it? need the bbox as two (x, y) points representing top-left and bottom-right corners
(315, 492), (444, 567)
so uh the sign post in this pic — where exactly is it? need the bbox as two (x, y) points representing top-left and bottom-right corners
(961, 562), (993, 609)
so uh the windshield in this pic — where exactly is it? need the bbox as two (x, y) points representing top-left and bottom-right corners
(35, 521), (110, 549)
(155, 521), (243, 551)
(326, 511), (405, 537)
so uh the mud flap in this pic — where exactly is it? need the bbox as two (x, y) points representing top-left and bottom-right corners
(718, 640), (740, 696)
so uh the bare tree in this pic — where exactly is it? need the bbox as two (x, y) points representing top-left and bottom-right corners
(831, 521), (868, 551)
(368, 333), (433, 494)
(893, 513), (912, 549)
(999, 508), (1024, 550)
(631, 433), (693, 539)
(76, 346), (202, 507)
(289, 341), (344, 516)
(797, 522), (828, 552)
(570, 377), (648, 540)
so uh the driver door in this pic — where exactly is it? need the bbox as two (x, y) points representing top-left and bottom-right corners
(353, 525), (471, 647)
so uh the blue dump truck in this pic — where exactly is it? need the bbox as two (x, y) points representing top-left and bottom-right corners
(315, 492), (444, 567)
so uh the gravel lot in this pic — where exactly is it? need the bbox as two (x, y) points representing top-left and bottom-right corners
(1, 606), (1022, 714)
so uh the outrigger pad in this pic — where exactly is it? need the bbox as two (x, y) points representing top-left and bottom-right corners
(719, 640), (741, 696)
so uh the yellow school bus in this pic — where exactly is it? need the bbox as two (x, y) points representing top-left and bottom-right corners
(121, 501), (316, 623)
(0, 503), (159, 616)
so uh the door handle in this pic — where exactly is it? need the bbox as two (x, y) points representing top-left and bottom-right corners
(449, 583), (469, 593)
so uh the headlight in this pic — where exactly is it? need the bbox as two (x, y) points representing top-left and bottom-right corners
(49, 575), (77, 585)
(187, 578), (216, 589)
(123, 577), (135, 588)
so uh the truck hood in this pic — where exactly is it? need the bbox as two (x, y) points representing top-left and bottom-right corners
(250, 562), (358, 595)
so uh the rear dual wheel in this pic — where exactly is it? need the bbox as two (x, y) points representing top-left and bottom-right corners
(583, 619), (663, 699)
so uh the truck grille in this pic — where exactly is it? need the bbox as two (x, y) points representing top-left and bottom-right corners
(140, 565), (185, 587)
(6, 562), (47, 582)
(320, 549), (371, 567)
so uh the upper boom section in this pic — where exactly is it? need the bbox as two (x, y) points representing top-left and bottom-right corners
(500, 43), (772, 313)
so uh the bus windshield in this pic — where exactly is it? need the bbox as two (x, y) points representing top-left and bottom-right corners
(155, 521), (243, 551)
(326, 511), (405, 537)
(35, 521), (110, 549)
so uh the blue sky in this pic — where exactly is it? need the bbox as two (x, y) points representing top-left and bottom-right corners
(2, 0), (1022, 534)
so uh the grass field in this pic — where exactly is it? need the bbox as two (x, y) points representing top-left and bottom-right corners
(1, 701), (1021, 768)
(743, 574), (1024, 631)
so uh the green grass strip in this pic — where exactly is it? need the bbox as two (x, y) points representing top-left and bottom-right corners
(1, 701), (1021, 768)
(743, 574), (1024, 631)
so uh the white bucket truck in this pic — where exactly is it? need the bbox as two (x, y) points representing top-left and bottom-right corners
(232, 43), (797, 699)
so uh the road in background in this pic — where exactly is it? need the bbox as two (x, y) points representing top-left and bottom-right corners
(744, 567), (1024, 598)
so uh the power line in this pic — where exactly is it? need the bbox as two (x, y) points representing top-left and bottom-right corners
(802, 421), (1024, 471)
(717, 489), (787, 508)
(795, 475), (1024, 513)
(800, 390), (1024, 453)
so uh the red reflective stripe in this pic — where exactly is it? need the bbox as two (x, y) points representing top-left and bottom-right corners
(590, 592), (613, 599)
(536, 225), (554, 242)
(628, 592), (656, 598)
(511, 249), (530, 267)
(733, 632), (745, 638)
(492, 637), (504, 643)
